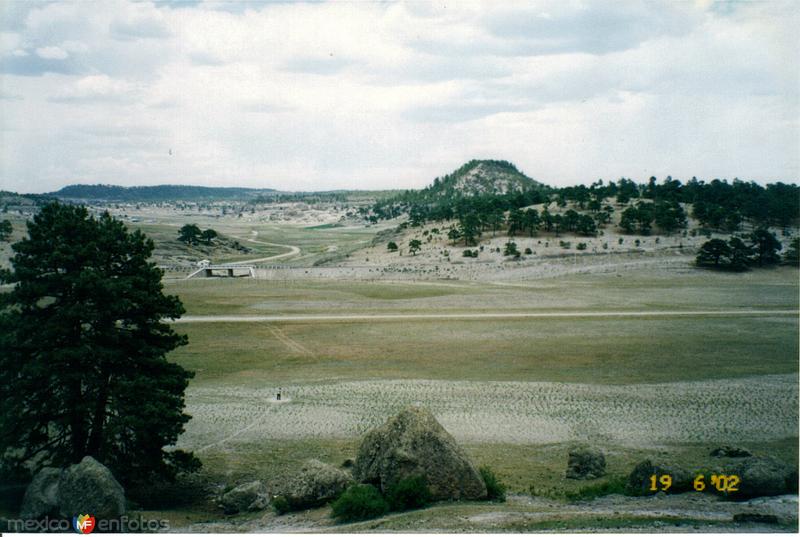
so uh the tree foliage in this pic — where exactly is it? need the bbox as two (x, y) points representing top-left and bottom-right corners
(0, 202), (198, 485)
(0, 219), (11, 241)
(696, 229), (782, 271)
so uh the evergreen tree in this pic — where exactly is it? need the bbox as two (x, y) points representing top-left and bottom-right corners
(200, 228), (218, 245)
(696, 238), (731, 268)
(0, 203), (198, 485)
(727, 237), (753, 271)
(783, 237), (799, 266)
(749, 229), (782, 266)
(524, 208), (540, 236)
(507, 208), (525, 237)
(178, 224), (202, 245)
(0, 219), (11, 241)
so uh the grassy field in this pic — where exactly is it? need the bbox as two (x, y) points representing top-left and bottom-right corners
(165, 268), (799, 315)
(159, 266), (798, 531)
(126, 216), (384, 267)
(166, 268), (798, 386)
(171, 315), (797, 386)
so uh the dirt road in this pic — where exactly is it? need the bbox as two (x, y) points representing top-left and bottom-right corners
(172, 309), (798, 324)
(226, 231), (300, 264)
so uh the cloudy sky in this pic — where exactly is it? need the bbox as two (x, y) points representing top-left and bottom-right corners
(1, 0), (798, 193)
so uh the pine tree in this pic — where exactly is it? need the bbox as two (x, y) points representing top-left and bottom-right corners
(0, 203), (198, 485)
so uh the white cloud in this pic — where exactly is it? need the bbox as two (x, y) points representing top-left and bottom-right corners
(0, 1), (797, 193)
(49, 74), (137, 102)
(35, 46), (68, 60)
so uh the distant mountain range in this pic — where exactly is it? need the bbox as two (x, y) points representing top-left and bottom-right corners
(50, 184), (277, 202)
(47, 160), (542, 203)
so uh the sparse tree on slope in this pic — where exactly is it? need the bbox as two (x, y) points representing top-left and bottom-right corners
(0, 219), (11, 241)
(178, 223), (202, 245)
(201, 228), (218, 245)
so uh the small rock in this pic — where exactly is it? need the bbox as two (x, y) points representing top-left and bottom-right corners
(220, 481), (269, 514)
(733, 513), (779, 524)
(626, 460), (692, 496)
(710, 446), (752, 458)
(725, 456), (797, 498)
(58, 457), (125, 520)
(279, 459), (354, 510)
(20, 468), (61, 519)
(565, 447), (606, 480)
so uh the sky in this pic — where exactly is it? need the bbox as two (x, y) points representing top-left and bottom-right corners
(1, 0), (798, 193)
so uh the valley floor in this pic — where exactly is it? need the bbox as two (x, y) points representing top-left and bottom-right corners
(150, 262), (800, 533)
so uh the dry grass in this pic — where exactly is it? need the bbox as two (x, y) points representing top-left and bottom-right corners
(170, 315), (797, 386)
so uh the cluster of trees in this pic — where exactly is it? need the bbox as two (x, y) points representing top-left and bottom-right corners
(554, 176), (797, 231)
(619, 201), (687, 234)
(178, 224), (218, 245)
(371, 174), (798, 238)
(696, 229), (786, 271)
(0, 219), (11, 241)
(0, 203), (198, 488)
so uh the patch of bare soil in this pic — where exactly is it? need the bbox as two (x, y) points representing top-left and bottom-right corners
(178, 375), (798, 451)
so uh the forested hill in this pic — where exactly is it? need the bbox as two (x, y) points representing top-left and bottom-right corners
(368, 159), (799, 231)
(423, 160), (543, 198)
(50, 184), (276, 202)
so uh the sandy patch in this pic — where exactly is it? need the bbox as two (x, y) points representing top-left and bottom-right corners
(178, 375), (798, 451)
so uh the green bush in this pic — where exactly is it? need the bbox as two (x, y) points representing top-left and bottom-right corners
(479, 466), (507, 502)
(331, 484), (389, 523)
(386, 475), (431, 511)
(564, 475), (627, 501)
(272, 495), (290, 515)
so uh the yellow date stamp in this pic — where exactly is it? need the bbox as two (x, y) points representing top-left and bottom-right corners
(649, 473), (741, 492)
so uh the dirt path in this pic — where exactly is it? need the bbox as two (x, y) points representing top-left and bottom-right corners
(226, 231), (300, 264)
(267, 325), (314, 356)
(172, 309), (798, 324)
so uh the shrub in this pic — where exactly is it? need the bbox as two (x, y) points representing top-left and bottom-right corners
(618, 237), (623, 245)
(479, 466), (506, 502)
(386, 475), (431, 511)
(559, 241), (571, 249)
(331, 484), (389, 523)
(576, 243), (587, 250)
(564, 475), (627, 501)
(272, 495), (291, 515)
(524, 247), (532, 255)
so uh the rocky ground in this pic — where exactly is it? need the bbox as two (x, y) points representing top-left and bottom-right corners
(171, 490), (798, 533)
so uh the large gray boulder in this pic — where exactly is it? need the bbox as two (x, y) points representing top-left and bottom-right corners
(279, 459), (354, 510)
(220, 481), (269, 514)
(58, 457), (125, 519)
(626, 460), (692, 496)
(566, 447), (606, 480)
(726, 456), (796, 498)
(20, 468), (62, 519)
(353, 406), (487, 501)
